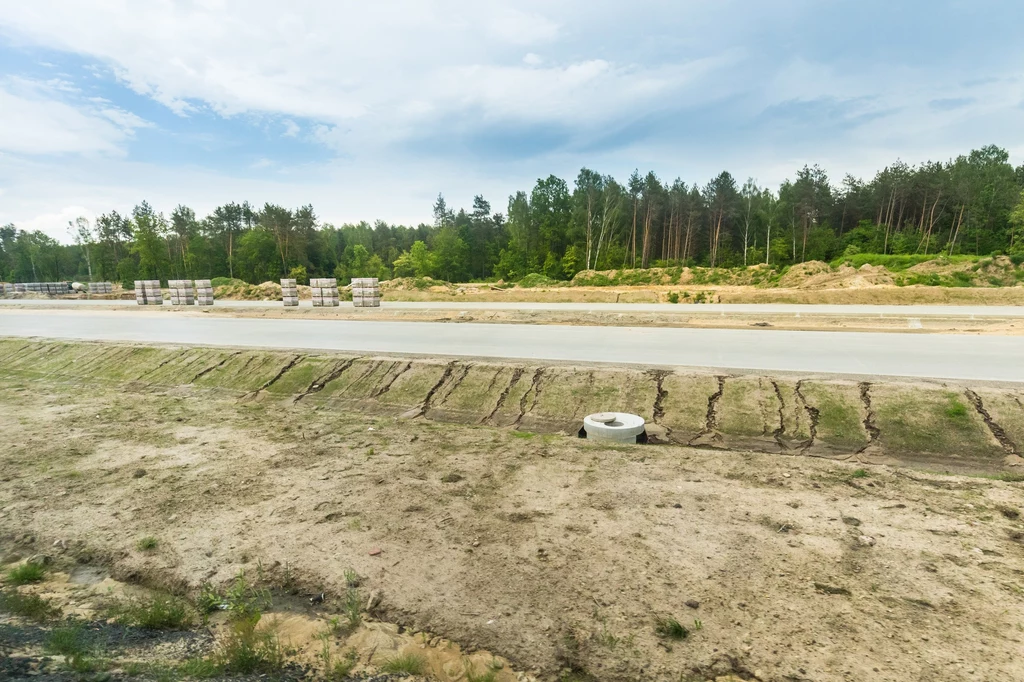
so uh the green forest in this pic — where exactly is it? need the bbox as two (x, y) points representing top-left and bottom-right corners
(3, 145), (1024, 287)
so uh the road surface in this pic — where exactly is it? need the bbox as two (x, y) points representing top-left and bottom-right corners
(2, 309), (1022, 382)
(2, 298), (1024, 317)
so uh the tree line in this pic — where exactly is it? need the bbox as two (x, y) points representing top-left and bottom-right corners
(3, 145), (1024, 286)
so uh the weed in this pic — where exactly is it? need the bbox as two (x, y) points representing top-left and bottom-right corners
(381, 652), (427, 675)
(217, 614), (286, 674)
(0, 590), (61, 621)
(654, 616), (689, 640)
(511, 431), (535, 439)
(344, 588), (362, 629)
(108, 594), (194, 630)
(667, 291), (679, 304)
(6, 562), (45, 585)
(850, 468), (869, 479)
(225, 572), (272, 622)
(343, 567), (361, 588)
(692, 618), (703, 631)
(137, 536), (159, 551)
(595, 627), (619, 649)
(318, 635), (357, 680)
(196, 582), (227, 615)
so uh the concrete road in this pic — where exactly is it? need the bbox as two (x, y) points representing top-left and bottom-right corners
(2, 309), (1022, 382)
(2, 298), (1024, 317)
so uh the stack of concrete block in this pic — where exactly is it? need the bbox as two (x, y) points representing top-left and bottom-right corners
(351, 277), (381, 307)
(195, 279), (214, 306)
(280, 278), (298, 307)
(310, 278), (339, 307)
(25, 282), (70, 295)
(88, 282), (113, 295)
(168, 280), (195, 305)
(0, 282), (10, 296)
(14, 283), (26, 293)
(134, 280), (163, 305)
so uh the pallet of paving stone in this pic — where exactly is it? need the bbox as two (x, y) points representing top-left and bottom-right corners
(351, 277), (381, 307)
(193, 279), (214, 306)
(168, 279), (195, 306)
(280, 278), (298, 307)
(87, 282), (113, 295)
(134, 280), (163, 305)
(310, 277), (339, 307)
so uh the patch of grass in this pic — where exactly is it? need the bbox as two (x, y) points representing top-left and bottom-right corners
(0, 590), (61, 621)
(45, 622), (92, 663)
(217, 614), (286, 675)
(666, 291), (679, 304)
(850, 468), (869, 479)
(178, 657), (222, 679)
(511, 430), (535, 439)
(6, 562), (46, 585)
(944, 396), (969, 420)
(381, 652), (427, 675)
(108, 594), (195, 630)
(986, 472), (1024, 483)
(137, 536), (159, 551)
(654, 616), (689, 640)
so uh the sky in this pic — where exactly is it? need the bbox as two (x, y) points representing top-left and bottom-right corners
(1, 0), (1023, 242)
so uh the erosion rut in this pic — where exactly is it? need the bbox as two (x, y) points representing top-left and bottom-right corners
(1, 338), (1022, 472)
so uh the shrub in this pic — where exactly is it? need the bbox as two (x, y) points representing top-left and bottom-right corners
(517, 273), (559, 288)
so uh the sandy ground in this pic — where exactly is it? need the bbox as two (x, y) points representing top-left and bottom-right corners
(1, 374), (1022, 681)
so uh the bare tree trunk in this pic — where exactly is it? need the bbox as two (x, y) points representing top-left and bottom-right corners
(948, 204), (965, 254)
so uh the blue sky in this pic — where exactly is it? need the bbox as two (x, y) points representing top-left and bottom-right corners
(1, 0), (1022, 241)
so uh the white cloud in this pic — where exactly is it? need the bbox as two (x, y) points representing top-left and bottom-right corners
(1, 0), (1023, 240)
(0, 79), (146, 155)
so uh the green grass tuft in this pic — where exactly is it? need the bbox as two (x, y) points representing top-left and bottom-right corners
(6, 562), (46, 585)
(654, 616), (689, 640)
(381, 652), (427, 675)
(136, 536), (159, 552)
